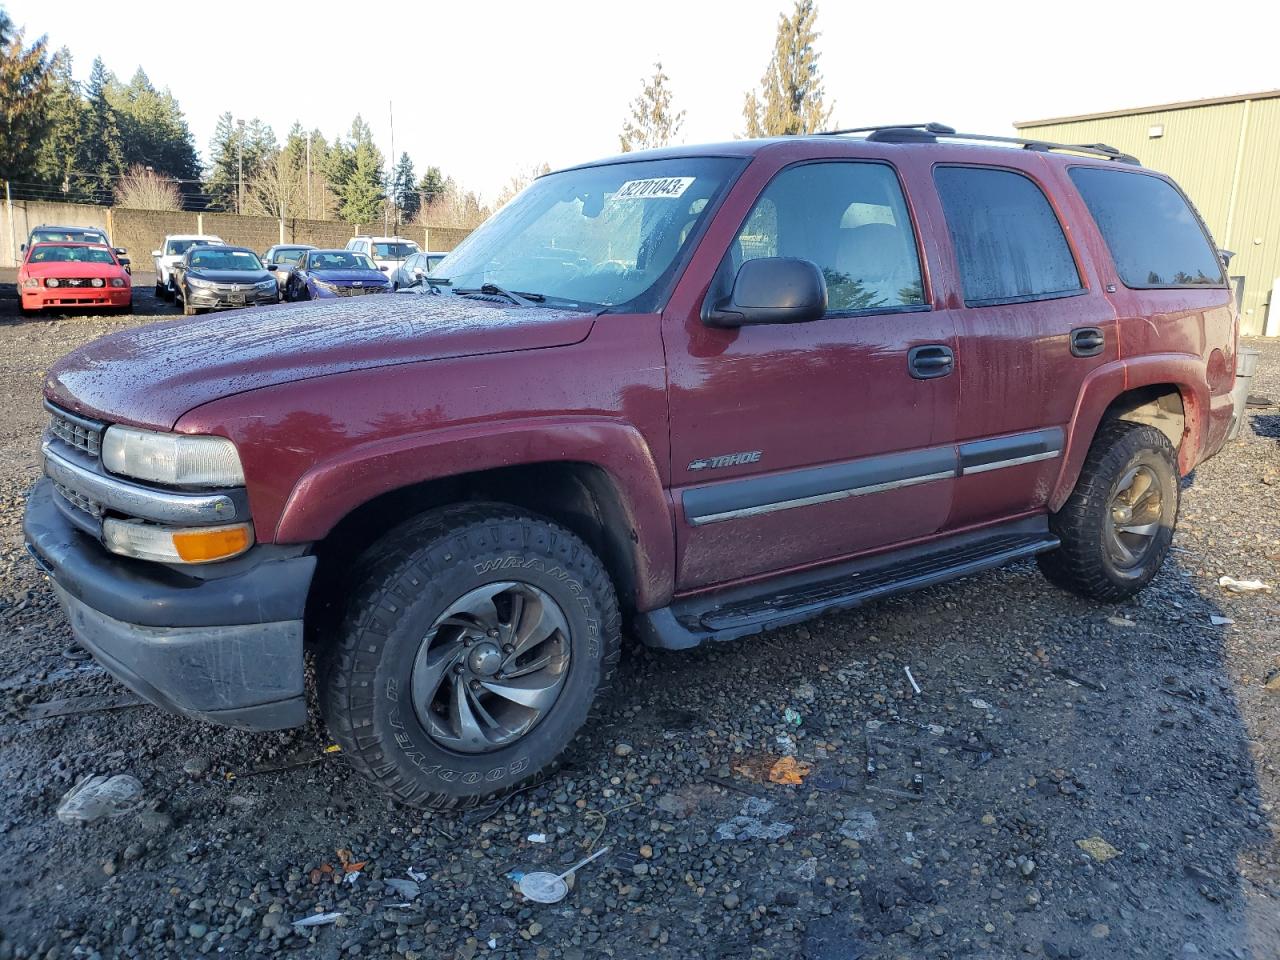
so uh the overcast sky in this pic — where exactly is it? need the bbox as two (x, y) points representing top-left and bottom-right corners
(7, 0), (1279, 203)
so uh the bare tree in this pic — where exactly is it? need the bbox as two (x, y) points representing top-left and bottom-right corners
(619, 62), (685, 153)
(494, 162), (551, 210)
(113, 164), (181, 210)
(743, 0), (834, 137)
(415, 179), (491, 230)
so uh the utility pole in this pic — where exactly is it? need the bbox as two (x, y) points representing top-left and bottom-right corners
(4, 181), (16, 267)
(305, 132), (312, 220)
(236, 118), (246, 215)
(388, 100), (396, 232)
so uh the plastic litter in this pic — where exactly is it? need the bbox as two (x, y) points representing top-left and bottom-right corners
(1210, 615), (1234, 626)
(1218, 576), (1272, 593)
(407, 867), (427, 882)
(904, 666), (921, 694)
(783, 707), (803, 727)
(714, 796), (795, 842)
(517, 846), (611, 904)
(384, 877), (420, 899)
(55, 774), (145, 825)
(292, 912), (342, 928)
(527, 833), (548, 843)
(970, 698), (993, 711)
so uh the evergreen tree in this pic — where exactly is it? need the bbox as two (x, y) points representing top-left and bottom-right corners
(0, 11), (53, 182)
(391, 153), (418, 221)
(205, 113), (277, 211)
(331, 116), (385, 224)
(743, 0), (834, 137)
(107, 69), (199, 182)
(618, 62), (685, 153)
(32, 47), (83, 195)
(417, 166), (446, 206)
(79, 58), (125, 200)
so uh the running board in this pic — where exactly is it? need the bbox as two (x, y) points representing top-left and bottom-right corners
(634, 517), (1058, 650)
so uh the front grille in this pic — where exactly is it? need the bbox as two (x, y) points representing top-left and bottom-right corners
(52, 479), (103, 519)
(333, 285), (385, 297)
(47, 406), (104, 460)
(47, 278), (100, 288)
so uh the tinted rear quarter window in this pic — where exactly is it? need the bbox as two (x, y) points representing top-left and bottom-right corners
(1068, 167), (1224, 288)
(934, 166), (1082, 307)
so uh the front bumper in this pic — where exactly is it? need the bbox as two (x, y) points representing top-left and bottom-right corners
(22, 287), (131, 310)
(185, 286), (280, 310)
(310, 283), (391, 299)
(24, 478), (315, 730)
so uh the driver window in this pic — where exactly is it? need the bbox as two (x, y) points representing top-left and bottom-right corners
(734, 162), (926, 312)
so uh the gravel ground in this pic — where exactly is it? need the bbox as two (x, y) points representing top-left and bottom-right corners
(0, 284), (1276, 960)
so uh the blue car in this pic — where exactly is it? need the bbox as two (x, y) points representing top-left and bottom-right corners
(284, 249), (393, 301)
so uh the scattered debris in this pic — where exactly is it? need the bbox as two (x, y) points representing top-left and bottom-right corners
(714, 797), (795, 842)
(24, 692), (145, 722)
(335, 847), (366, 883)
(384, 877), (420, 900)
(292, 912), (342, 928)
(904, 666), (921, 694)
(837, 810), (878, 842)
(768, 756), (812, 785)
(407, 866), (427, 882)
(1209, 615), (1235, 626)
(970, 698), (994, 711)
(783, 707), (803, 727)
(1052, 668), (1107, 693)
(527, 833), (548, 844)
(322, 744), (342, 754)
(775, 733), (797, 755)
(1107, 615), (1136, 627)
(1076, 836), (1121, 863)
(865, 725), (925, 801)
(517, 846), (611, 904)
(56, 774), (144, 825)
(1218, 575), (1272, 593)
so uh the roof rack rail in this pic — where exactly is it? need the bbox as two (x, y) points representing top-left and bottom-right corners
(809, 122), (1140, 165)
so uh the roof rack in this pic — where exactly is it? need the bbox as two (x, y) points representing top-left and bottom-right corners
(811, 122), (1141, 165)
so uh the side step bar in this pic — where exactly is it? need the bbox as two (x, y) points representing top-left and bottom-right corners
(635, 517), (1058, 650)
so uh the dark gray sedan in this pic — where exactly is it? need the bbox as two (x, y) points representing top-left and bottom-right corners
(174, 246), (280, 316)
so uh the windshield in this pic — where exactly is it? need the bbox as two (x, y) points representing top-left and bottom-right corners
(29, 244), (116, 264)
(33, 229), (107, 244)
(308, 251), (377, 271)
(168, 239), (220, 256)
(189, 248), (263, 271)
(433, 157), (740, 308)
(372, 241), (418, 259)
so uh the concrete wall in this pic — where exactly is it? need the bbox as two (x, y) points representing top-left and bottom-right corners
(1, 200), (472, 266)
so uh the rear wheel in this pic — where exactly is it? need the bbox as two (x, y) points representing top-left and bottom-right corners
(320, 504), (621, 809)
(1037, 420), (1179, 601)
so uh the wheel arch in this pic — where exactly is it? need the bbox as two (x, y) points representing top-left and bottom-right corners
(1050, 356), (1207, 511)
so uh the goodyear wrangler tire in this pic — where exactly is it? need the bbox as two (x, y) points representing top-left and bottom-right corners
(1037, 420), (1179, 602)
(320, 504), (621, 809)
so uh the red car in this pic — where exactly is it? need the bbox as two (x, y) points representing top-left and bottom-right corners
(19, 242), (132, 315)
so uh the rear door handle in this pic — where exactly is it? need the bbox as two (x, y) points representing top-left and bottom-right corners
(908, 344), (955, 380)
(1070, 327), (1105, 358)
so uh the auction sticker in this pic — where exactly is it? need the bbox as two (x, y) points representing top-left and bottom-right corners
(611, 177), (695, 201)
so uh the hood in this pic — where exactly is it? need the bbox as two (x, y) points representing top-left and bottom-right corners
(189, 268), (273, 284)
(25, 260), (125, 278)
(311, 269), (389, 284)
(46, 294), (597, 429)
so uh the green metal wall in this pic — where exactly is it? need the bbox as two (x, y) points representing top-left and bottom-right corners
(1017, 95), (1279, 336)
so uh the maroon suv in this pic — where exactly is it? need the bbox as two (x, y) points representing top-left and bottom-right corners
(25, 125), (1240, 808)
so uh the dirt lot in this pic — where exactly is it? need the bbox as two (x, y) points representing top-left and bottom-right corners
(0, 283), (1277, 960)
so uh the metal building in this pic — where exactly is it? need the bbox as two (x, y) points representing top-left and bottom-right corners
(1015, 90), (1279, 336)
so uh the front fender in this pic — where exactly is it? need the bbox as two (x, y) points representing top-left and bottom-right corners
(1050, 354), (1209, 511)
(273, 416), (675, 609)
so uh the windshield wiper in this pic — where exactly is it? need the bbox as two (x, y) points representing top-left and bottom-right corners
(454, 283), (545, 306)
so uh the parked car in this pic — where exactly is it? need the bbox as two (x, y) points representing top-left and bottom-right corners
(18, 242), (131, 315)
(285, 249), (392, 300)
(172, 245), (279, 315)
(345, 235), (419, 276)
(262, 244), (316, 293)
(22, 225), (130, 272)
(28, 127), (1242, 810)
(152, 235), (225, 299)
(389, 251), (448, 290)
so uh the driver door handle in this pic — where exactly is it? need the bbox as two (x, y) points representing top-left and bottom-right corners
(908, 344), (955, 380)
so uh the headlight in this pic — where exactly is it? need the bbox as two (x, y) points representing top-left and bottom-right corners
(314, 279), (336, 292)
(46, 278), (60, 288)
(187, 276), (213, 289)
(103, 518), (254, 564)
(90, 277), (105, 288)
(21, 278), (39, 288)
(109, 277), (127, 288)
(256, 279), (277, 291)
(101, 426), (245, 487)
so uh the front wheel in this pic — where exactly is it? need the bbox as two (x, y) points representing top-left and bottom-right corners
(321, 505), (621, 809)
(1038, 420), (1179, 602)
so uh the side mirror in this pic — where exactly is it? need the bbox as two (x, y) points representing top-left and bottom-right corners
(151, 250), (162, 258)
(114, 247), (127, 256)
(19, 244), (26, 253)
(1219, 248), (1236, 267)
(703, 257), (827, 328)
(379, 265), (390, 272)
(413, 267), (425, 279)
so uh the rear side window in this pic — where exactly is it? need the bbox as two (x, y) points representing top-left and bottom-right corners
(1068, 168), (1224, 288)
(934, 166), (1082, 307)
(733, 161), (926, 312)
